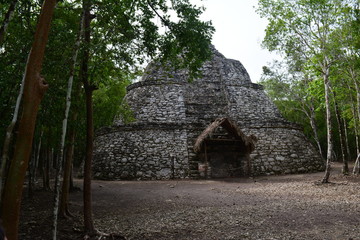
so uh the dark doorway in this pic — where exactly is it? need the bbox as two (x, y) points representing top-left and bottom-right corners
(198, 139), (249, 178)
(194, 118), (256, 179)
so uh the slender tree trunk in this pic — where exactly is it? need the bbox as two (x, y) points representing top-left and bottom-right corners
(83, 84), (97, 234)
(353, 111), (360, 158)
(51, 148), (56, 169)
(322, 63), (333, 184)
(41, 148), (47, 190)
(351, 72), (360, 174)
(0, 0), (18, 44)
(70, 163), (75, 190)
(353, 153), (360, 175)
(349, 88), (359, 153)
(61, 87), (82, 216)
(0, 0), (56, 239)
(52, 78), (74, 239)
(332, 91), (348, 174)
(354, 81), (360, 150)
(0, 54), (29, 204)
(307, 104), (323, 158)
(346, 82), (360, 162)
(59, 131), (75, 217)
(33, 130), (42, 184)
(60, 79), (82, 215)
(28, 130), (43, 198)
(28, 145), (36, 198)
(52, 15), (83, 239)
(42, 147), (51, 191)
(52, 152), (61, 240)
(59, 12), (84, 219)
(343, 120), (351, 170)
(82, 0), (97, 234)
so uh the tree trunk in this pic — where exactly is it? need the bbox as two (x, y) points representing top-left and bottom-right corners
(28, 144), (36, 198)
(28, 130), (42, 198)
(59, 12), (84, 218)
(0, 0), (18, 44)
(60, 80), (82, 215)
(352, 73), (360, 175)
(332, 91), (348, 175)
(42, 147), (51, 191)
(0, 0), (56, 239)
(353, 154), (360, 175)
(59, 133), (75, 217)
(52, 20), (82, 239)
(70, 163), (75, 190)
(83, 84), (97, 234)
(33, 130), (42, 184)
(52, 153), (61, 240)
(345, 81), (360, 175)
(353, 111), (359, 159)
(347, 83), (360, 155)
(52, 108), (71, 237)
(82, 0), (96, 234)
(308, 104), (323, 158)
(321, 63), (333, 184)
(343, 120), (351, 171)
(0, 54), (29, 204)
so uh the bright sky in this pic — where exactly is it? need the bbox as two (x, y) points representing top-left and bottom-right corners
(191, 0), (281, 82)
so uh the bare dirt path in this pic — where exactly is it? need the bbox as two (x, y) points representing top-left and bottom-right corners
(20, 163), (360, 240)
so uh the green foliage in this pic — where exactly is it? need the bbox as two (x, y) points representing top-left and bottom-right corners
(260, 60), (329, 154)
(257, 0), (360, 159)
(0, 0), (214, 166)
(87, 0), (214, 82)
(93, 76), (133, 129)
(0, 0), (40, 145)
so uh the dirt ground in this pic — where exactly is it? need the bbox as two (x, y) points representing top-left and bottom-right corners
(19, 162), (360, 240)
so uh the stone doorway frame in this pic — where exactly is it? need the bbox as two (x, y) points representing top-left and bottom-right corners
(194, 118), (257, 178)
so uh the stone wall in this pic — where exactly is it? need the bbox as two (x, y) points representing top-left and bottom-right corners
(226, 85), (284, 125)
(93, 47), (324, 180)
(245, 126), (324, 176)
(94, 124), (189, 180)
(115, 81), (186, 125)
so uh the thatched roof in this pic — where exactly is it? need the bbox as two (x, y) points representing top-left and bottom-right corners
(193, 118), (257, 153)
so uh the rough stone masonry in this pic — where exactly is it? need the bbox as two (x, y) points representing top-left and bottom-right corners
(93, 47), (324, 180)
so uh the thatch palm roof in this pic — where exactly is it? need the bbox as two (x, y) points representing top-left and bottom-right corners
(193, 118), (257, 153)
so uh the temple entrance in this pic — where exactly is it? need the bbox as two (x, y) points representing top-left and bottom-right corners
(194, 118), (256, 178)
(204, 139), (245, 178)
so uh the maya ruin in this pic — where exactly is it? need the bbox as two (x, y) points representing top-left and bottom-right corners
(93, 47), (324, 180)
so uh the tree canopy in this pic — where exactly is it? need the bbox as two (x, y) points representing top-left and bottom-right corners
(0, 0), (214, 238)
(257, 0), (360, 179)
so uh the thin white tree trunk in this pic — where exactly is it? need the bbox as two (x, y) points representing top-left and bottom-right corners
(332, 90), (348, 174)
(353, 153), (360, 175)
(30, 130), (43, 190)
(350, 70), (360, 174)
(343, 120), (351, 169)
(0, 0), (18, 44)
(322, 61), (333, 183)
(52, 67), (74, 240)
(346, 82), (359, 161)
(308, 104), (323, 158)
(299, 94), (323, 158)
(52, 13), (83, 240)
(28, 131), (43, 197)
(0, 53), (30, 204)
(33, 130), (43, 182)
